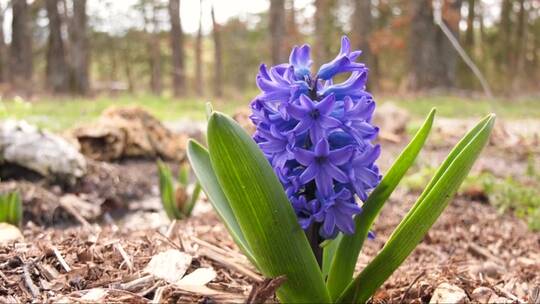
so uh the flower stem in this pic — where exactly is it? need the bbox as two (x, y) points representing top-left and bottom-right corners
(306, 222), (323, 268)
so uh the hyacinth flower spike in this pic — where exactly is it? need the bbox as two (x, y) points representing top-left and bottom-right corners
(188, 34), (494, 303)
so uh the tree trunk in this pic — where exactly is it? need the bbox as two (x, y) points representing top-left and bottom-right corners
(149, 4), (162, 95)
(269, 0), (286, 65)
(499, 0), (512, 73)
(194, 0), (203, 96)
(211, 6), (223, 97)
(10, 0), (33, 88)
(352, 0), (373, 88)
(314, 0), (334, 67)
(168, 0), (185, 97)
(0, 4), (8, 83)
(464, 0), (474, 48)
(69, 0), (90, 95)
(409, 0), (460, 90)
(45, 0), (69, 93)
(512, 0), (527, 88)
(285, 0), (299, 48)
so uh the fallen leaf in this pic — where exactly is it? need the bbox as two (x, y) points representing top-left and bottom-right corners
(177, 267), (216, 287)
(144, 249), (192, 284)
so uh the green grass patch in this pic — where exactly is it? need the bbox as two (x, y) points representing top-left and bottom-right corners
(1, 94), (538, 132)
(386, 95), (540, 120)
(0, 94), (249, 131)
(402, 159), (540, 231)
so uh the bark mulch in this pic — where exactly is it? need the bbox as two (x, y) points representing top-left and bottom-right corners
(1, 192), (539, 303)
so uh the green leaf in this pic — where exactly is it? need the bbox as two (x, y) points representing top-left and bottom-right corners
(187, 140), (256, 264)
(0, 192), (23, 226)
(389, 114), (494, 236)
(157, 160), (182, 220)
(178, 163), (189, 186)
(326, 108), (436, 299)
(8, 193), (22, 226)
(322, 234), (341, 279)
(338, 114), (496, 304)
(207, 112), (331, 303)
(183, 182), (201, 217)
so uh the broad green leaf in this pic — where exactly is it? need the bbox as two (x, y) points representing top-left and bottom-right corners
(338, 114), (495, 304)
(390, 114), (493, 235)
(207, 112), (331, 303)
(187, 140), (256, 264)
(326, 108), (436, 299)
(322, 234), (341, 279)
(157, 160), (182, 220)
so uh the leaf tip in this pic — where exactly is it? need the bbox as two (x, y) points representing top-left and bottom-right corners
(205, 102), (214, 119)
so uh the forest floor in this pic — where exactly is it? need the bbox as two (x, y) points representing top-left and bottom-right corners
(1, 142), (539, 303)
(1, 96), (539, 302)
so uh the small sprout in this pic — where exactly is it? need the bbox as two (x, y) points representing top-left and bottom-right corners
(0, 191), (23, 227)
(157, 160), (201, 220)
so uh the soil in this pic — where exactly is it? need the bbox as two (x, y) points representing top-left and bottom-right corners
(1, 141), (539, 303)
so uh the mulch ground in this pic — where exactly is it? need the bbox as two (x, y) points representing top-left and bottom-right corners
(1, 145), (539, 303)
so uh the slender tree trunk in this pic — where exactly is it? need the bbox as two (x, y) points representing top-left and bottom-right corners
(10, 0), (33, 88)
(353, 0), (373, 88)
(270, 0), (286, 65)
(477, 1), (485, 57)
(69, 0), (90, 95)
(314, 0), (334, 67)
(149, 4), (162, 95)
(45, 0), (69, 93)
(194, 0), (203, 96)
(409, 0), (459, 90)
(464, 0), (475, 48)
(168, 0), (184, 97)
(499, 0), (512, 73)
(513, 0), (527, 89)
(0, 4), (8, 83)
(285, 0), (299, 48)
(211, 6), (223, 97)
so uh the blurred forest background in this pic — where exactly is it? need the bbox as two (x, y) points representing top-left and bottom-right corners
(0, 0), (538, 100)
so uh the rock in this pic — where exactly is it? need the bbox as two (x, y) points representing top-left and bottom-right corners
(469, 261), (505, 279)
(471, 287), (495, 303)
(0, 223), (23, 244)
(488, 295), (513, 304)
(373, 102), (410, 141)
(71, 106), (188, 161)
(0, 120), (87, 181)
(430, 283), (468, 304)
(165, 119), (205, 143)
(144, 249), (192, 284)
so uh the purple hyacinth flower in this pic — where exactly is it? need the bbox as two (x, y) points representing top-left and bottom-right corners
(288, 94), (342, 143)
(250, 36), (381, 239)
(256, 64), (309, 103)
(316, 188), (362, 238)
(257, 125), (296, 169)
(317, 36), (365, 80)
(291, 195), (322, 229)
(349, 145), (382, 201)
(289, 44), (312, 79)
(295, 138), (352, 196)
(320, 71), (370, 100)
